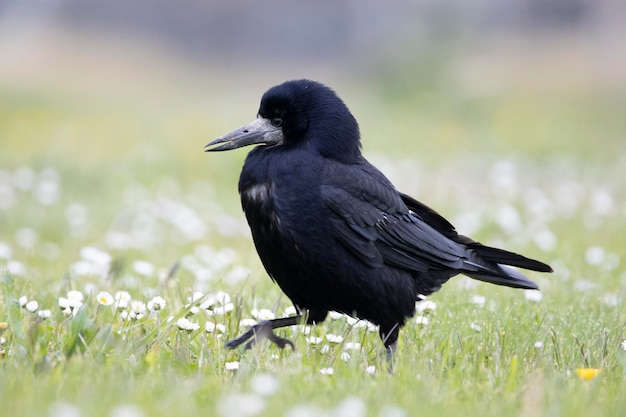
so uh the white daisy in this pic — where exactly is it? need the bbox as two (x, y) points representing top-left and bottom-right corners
(176, 317), (199, 331)
(96, 291), (114, 306)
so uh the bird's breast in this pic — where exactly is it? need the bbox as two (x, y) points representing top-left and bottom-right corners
(240, 182), (283, 233)
(242, 182), (273, 206)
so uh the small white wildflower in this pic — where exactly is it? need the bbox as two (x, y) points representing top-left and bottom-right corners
(320, 345), (330, 354)
(67, 290), (84, 307)
(83, 283), (98, 296)
(585, 246), (605, 266)
(176, 317), (199, 331)
(147, 296), (166, 311)
(470, 322), (482, 332)
(325, 334), (344, 344)
(0, 242), (12, 259)
(340, 351), (351, 362)
(255, 308), (275, 321)
(199, 296), (216, 310)
(344, 342), (361, 350)
(205, 322), (226, 333)
(365, 365), (376, 375)
(80, 246), (112, 265)
(225, 361), (239, 371)
(119, 310), (129, 320)
(214, 291), (231, 305)
(96, 291), (114, 306)
(239, 318), (257, 327)
(130, 312), (144, 320)
(190, 291), (204, 303)
(345, 316), (359, 326)
(7, 260), (26, 275)
(534, 341), (544, 349)
(251, 373), (279, 396)
(25, 300), (39, 312)
(114, 291), (131, 309)
(415, 316), (429, 326)
(470, 295), (486, 307)
(365, 321), (378, 332)
(37, 309), (51, 319)
(188, 306), (200, 315)
(620, 340), (626, 351)
(319, 367), (334, 375)
(283, 306), (297, 316)
(328, 311), (344, 320)
(58, 297), (70, 309)
(524, 290), (543, 302)
(306, 336), (322, 345)
(416, 300), (437, 313)
(213, 303), (234, 315)
(19, 295), (28, 307)
(130, 301), (146, 315)
(61, 307), (73, 317)
(132, 260), (155, 277)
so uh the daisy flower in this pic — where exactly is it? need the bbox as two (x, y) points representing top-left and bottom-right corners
(147, 296), (166, 312)
(19, 295), (28, 308)
(64, 290), (84, 309)
(319, 368), (334, 375)
(37, 309), (52, 319)
(129, 301), (146, 319)
(114, 291), (131, 309)
(252, 308), (275, 321)
(325, 334), (344, 344)
(25, 300), (39, 312)
(96, 291), (114, 306)
(176, 317), (200, 331)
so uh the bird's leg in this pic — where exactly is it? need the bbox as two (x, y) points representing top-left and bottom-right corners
(225, 315), (302, 350)
(385, 341), (397, 374)
(380, 324), (400, 374)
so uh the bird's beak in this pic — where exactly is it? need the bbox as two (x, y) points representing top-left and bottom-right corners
(205, 118), (284, 152)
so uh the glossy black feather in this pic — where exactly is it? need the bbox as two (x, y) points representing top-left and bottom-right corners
(214, 79), (552, 352)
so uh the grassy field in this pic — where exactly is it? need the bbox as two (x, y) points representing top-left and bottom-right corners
(1, 63), (625, 417)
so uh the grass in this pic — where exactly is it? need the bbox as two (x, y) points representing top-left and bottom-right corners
(1, 69), (625, 417)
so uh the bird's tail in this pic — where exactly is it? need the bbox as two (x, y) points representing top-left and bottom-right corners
(462, 244), (552, 290)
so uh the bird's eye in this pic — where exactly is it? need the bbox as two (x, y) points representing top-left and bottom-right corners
(271, 117), (283, 127)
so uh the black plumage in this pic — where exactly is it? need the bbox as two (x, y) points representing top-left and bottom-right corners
(205, 79), (552, 360)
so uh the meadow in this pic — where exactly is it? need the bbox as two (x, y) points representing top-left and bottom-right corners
(1, 59), (625, 417)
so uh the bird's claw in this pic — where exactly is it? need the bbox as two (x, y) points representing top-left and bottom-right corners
(225, 320), (295, 350)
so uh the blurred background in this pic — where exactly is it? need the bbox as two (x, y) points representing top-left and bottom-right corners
(0, 0), (625, 286)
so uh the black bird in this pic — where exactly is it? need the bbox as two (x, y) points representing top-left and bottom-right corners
(205, 79), (552, 362)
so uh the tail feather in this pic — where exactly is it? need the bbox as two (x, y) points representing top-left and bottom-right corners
(462, 244), (551, 290)
(468, 244), (553, 273)
(465, 265), (539, 290)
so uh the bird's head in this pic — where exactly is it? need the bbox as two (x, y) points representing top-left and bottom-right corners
(205, 79), (361, 162)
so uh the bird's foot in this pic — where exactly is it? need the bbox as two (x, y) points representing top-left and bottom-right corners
(225, 320), (295, 350)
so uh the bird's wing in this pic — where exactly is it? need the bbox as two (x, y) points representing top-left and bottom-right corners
(320, 163), (465, 272)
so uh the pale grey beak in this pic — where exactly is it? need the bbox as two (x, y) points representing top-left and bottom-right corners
(205, 118), (284, 152)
